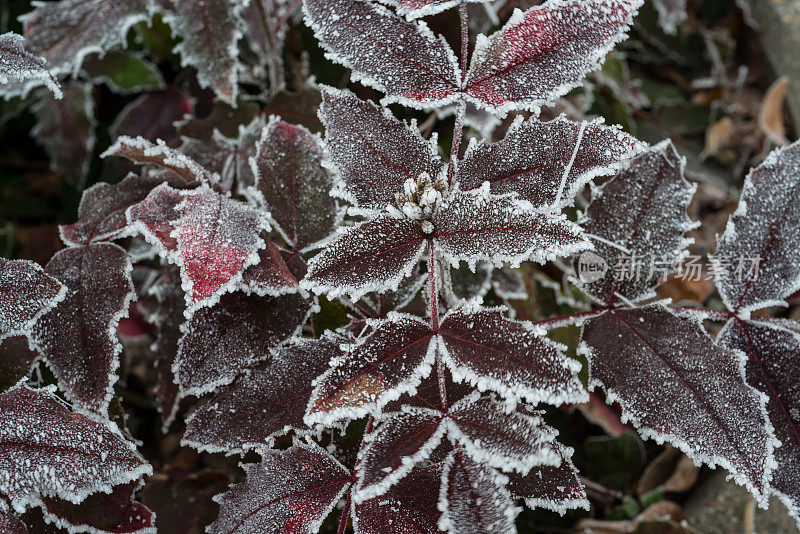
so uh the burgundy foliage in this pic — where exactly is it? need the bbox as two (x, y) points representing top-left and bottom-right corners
(2, 0), (799, 532)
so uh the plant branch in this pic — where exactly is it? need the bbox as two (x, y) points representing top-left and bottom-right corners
(338, 416), (375, 534)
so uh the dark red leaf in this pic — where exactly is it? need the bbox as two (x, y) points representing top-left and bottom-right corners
(303, 0), (460, 108)
(319, 86), (444, 213)
(31, 243), (134, 414)
(0, 382), (151, 513)
(110, 87), (194, 147)
(158, 0), (245, 104)
(103, 136), (209, 184)
(31, 80), (96, 188)
(249, 118), (338, 251)
(208, 443), (350, 534)
(581, 304), (776, 502)
(127, 184), (270, 310)
(455, 115), (641, 208)
(0, 258), (65, 341)
(0, 337), (40, 391)
(60, 173), (177, 247)
(353, 463), (441, 534)
(0, 32), (60, 97)
(41, 481), (153, 534)
(306, 313), (436, 425)
(303, 214), (427, 300)
(446, 393), (560, 474)
(354, 407), (445, 501)
(438, 450), (517, 532)
(239, 242), (299, 297)
(20, 0), (149, 74)
(718, 319), (800, 524)
(179, 116), (263, 192)
(463, 0), (641, 115)
(0, 509), (27, 534)
(439, 302), (586, 405)
(125, 182), (185, 251)
(432, 186), (589, 268)
(378, 0), (490, 19)
(183, 336), (341, 453)
(507, 442), (589, 514)
(714, 141), (800, 315)
(576, 140), (695, 305)
(174, 290), (311, 396)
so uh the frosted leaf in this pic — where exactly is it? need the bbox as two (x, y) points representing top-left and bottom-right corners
(110, 87), (193, 146)
(0, 382), (151, 514)
(102, 136), (209, 184)
(432, 185), (590, 269)
(376, 0), (492, 19)
(59, 173), (177, 247)
(455, 115), (641, 209)
(492, 267), (528, 302)
(177, 99), (259, 141)
(718, 319), (800, 525)
(652, 0), (687, 34)
(208, 443), (350, 534)
(353, 463), (441, 534)
(249, 118), (339, 251)
(0, 33), (60, 98)
(303, 0), (461, 109)
(306, 313), (437, 425)
(128, 184), (270, 311)
(0, 510), (26, 534)
(438, 450), (518, 533)
(179, 118), (264, 192)
(439, 303), (587, 406)
(20, 0), (149, 74)
(239, 242), (300, 297)
(302, 214), (427, 300)
(183, 336), (341, 454)
(446, 393), (560, 474)
(0, 258), (66, 341)
(174, 290), (311, 397)
(31, 243), (134, 415)
(31, 80), (96, 189)
(125, 183), (185, 251)
(581, 304), (776, 502)
(0, 337), (41, 391)
(145, 267), (184, 427)
(354, 407), (445, 502)
(463, 0), (642, 115)
(158, 0), (244, 105)
(507, 442), (589, 514)
(714, 140), (800, 315)
(576, 140), (696, 305)
(40, 480), (154, 534)
(319, 87), (444, 213)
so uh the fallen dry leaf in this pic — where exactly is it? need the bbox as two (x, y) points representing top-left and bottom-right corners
(758, 76), (790, 146)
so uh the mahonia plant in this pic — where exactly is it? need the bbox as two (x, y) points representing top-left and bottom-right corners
(0, 0), (799, 532)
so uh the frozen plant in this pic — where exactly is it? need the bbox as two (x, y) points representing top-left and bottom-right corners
(0, 0), (799, 533)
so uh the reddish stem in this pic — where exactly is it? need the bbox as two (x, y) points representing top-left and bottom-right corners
(337, 493), (351, 534)
(337, 416), (375, 534)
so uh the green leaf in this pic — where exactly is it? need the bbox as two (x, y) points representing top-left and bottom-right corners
(82, 51), (164, 94)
